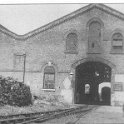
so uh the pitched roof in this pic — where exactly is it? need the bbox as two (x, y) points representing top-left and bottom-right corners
(1, 3), (124, 40)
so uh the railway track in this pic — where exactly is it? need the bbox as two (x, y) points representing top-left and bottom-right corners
(0, 105), (98, 124)
(0, 108), (70, 124)
(31, 105), (98, 124)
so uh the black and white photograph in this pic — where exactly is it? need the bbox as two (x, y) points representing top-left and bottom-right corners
(0, 1), (124, 123)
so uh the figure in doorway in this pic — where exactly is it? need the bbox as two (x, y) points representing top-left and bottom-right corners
(85, 84), (91, 104)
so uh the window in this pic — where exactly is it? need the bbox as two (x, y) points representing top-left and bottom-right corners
(14, 54), (25, 70)
(66, 33), (78, 53)
(111, 32), (123, 54)
(88, 21), (101, 53)
(112, 33), (123, 49)
(43, 66), (55, 89)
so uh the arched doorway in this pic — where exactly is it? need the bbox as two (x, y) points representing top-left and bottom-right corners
(101, 87), (111, 105)
(75, 61), (111, 105)
(98, 82), (111, 105)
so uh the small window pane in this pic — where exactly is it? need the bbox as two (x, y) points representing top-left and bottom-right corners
(113, 46), (123, 49)
(112, 33), (123, 41)
(44, 74), (54, 81)
(113, 41), (123, 46)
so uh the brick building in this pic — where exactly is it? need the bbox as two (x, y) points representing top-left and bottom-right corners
(0, 4), (124, 106)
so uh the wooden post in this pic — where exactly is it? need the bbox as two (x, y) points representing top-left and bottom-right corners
(23, 54), (26, 83)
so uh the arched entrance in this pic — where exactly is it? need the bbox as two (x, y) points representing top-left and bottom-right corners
(75, 61), (111, 105)
(98, 82), (111, 105)
(101, 87), (111, 105)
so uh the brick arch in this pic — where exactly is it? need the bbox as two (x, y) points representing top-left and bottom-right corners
(111, 28), (123, 41)
(86, 17), (104, 28)
(111, 28), (123, 36)
(71, 57), (116, 104)
(41, 61), (58, 73)
(71, 57), (116, 69)
(64, 29), (79, 40)
(71, 57), (116, 88)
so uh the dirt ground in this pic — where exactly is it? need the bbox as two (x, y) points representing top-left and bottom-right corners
(39, 106), (124, 124)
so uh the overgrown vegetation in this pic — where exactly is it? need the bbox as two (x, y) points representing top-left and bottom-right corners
(0, 76), (32, 107)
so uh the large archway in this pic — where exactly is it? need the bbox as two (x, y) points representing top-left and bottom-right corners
(75, 61), (112, 105)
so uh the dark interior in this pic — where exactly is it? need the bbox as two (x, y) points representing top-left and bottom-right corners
(75, 61), (111, 105)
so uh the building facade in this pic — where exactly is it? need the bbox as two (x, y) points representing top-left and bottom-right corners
(0, 4), (124, 106)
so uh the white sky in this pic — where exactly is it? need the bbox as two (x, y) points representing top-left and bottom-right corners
(0, 3), (124, 35)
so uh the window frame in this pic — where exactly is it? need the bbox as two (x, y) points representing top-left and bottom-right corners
(111, 32), (124, 54)
(43, 66), (55, 90)
(14, 53), (26, 70)
(65, 32), (78, 54)
(112, 33), (123, 48)
(86, 17), (104, 54)
(88, 21), (102, 54)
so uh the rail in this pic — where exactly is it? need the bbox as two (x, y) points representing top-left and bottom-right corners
(0, 105), (98, 124)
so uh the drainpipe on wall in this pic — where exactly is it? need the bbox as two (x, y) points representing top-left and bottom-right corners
(70, 71), (74, 87)
(69, 71), (74, 104)
(23, 54), (26, 83)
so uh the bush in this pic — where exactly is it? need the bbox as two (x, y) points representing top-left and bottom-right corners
(0, 76), (32, 107)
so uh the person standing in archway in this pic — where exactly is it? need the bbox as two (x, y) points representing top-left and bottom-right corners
(85, 84), (91, 104)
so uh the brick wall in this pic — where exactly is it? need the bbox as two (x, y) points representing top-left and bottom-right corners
(0, 7), (124, 104)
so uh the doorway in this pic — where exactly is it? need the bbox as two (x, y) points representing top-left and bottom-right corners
(75, 61), (111, 105)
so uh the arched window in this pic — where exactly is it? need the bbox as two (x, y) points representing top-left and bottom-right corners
(43, 66), (55, 89)
(112, 33), (123, 50)
(88, 21), (101, 53)
(66, 33), (78, 53)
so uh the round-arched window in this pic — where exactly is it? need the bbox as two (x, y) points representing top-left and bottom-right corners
(66, 33), (78, 52)
(88, 21), (101, 52)
(112, 33), (123, 50)
(43, 66), (55, 89)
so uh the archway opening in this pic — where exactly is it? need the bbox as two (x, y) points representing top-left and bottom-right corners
(75, 61), (111, 105)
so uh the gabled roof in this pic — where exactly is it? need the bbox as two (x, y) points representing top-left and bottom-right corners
(1, 3), (124, 40)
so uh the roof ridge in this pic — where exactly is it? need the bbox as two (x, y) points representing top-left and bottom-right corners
(0, 3), (94, 40)
(96, 4), (124, 20)
(0, 3), (124, 40)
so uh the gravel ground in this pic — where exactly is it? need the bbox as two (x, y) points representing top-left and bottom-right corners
(1, 103), (124, 124)
(77, 107), (124, 124)
(38, 106), (124, 124)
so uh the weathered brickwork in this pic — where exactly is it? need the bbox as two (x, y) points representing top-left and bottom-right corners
(0, 4), (124, 105)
